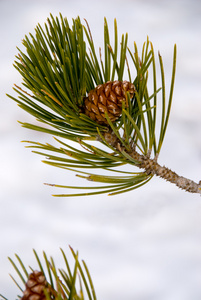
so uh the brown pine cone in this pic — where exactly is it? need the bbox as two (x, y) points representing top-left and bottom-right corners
(84, 80), (135, 125)
(21, 270), (55, 300)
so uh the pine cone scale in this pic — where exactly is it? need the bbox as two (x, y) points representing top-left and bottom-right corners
(104, 83), (111, 97)
(114, 85), (122, 96)
(98, 103), (106, 113)
(91, 93), (98, 105)
(31, 285), (45, 294)
(29, 295), (40, 300)
(91, 104), (99, 115)
(109, 91), (117, 102)
(26, 279), (36, 288)
(99, 93), (107, 105)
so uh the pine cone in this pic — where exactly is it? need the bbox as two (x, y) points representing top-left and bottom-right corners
(21, 270), (55, 300)
(84, 80), (135, 125)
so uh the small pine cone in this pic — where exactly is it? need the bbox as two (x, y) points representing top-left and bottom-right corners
(84, 80), (135, 125)
(21, 270), (55, 300)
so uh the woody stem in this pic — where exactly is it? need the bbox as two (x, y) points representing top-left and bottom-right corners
(102, 131), (201, 194)
(127, 148), (201, 194)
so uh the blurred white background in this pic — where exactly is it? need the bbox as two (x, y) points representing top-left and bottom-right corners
(1, 0), (201, 299)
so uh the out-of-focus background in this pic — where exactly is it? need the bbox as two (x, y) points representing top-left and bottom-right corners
(1, 0), (201, 299)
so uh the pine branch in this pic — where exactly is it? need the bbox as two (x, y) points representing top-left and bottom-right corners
(131, 151), (201, 193)
(104, 134), (201, 194)
(3, 248), (96, 300)
(7, 13), (201, 196)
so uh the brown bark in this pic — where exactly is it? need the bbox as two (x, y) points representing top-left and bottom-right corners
(128, 149), (201, 194)
(103, 131), (201, 194)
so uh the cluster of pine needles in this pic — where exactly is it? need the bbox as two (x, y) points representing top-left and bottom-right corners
(0, 247), (96, 300)
(7, 13), (177, 196)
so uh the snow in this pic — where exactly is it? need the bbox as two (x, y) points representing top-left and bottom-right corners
(1, 0), (201, 299)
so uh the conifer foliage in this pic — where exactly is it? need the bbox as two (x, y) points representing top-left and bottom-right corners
(7, 13), (201, 195)
(0, 248), (96, 300)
